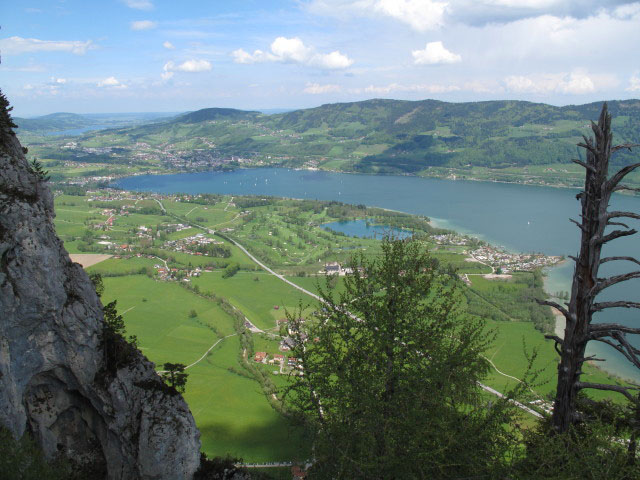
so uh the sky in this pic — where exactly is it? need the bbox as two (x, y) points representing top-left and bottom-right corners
(1, 0), (640, 116)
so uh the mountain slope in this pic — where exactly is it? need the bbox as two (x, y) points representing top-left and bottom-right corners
(27, 98), (640, 183)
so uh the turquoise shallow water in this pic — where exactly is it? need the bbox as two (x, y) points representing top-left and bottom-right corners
(116, 168), (640, 381)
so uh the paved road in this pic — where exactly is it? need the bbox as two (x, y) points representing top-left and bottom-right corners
(223, 235), (325, 305)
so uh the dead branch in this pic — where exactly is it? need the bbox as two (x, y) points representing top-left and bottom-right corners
(612, 143), (640, 153)
(536, 299), (570, 320)
(591, 301), (640, 313)
(593, 271), (640, 295)
(606, 163), (640, 191)
(575, 381), (638, 402)
(572, 158), (597, 172)
(596, 229), (638, 246)
(600, 256), (640, 267)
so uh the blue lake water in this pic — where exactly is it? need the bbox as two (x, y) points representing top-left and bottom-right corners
(323, 219), (414, 240)
(116, 168), (640, 381)
(45, 125), (112, 136)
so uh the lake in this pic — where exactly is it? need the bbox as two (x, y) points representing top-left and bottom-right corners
(116, 168), (640, 381)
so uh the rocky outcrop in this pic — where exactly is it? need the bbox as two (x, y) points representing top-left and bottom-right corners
(0, 93), (201, 479)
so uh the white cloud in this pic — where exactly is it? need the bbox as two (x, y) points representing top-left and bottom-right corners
(232, 37), (353, 69)
(374, 0), (447, 31)
(304, 83), (342, 94)
(97, 76), (126, 89)
(358, 82), (461, 94)
(121, 0), (154, 10)
(0, 36), (93, 55)
(412, 41), (461, 65)
(271, 37), (313, 63)
(162, 59), (212, 79)
(504, 71), (596, 94)
(306, 0), (640, 28)
(306, 0), (447, 30)
(51, 77), (67, 84)
(557, 72), (595, 94)
(130, 20), (157, 31)
(627, 74), (640, 92)
(311, 51), (354, 69)
(162, 41), (175, 50)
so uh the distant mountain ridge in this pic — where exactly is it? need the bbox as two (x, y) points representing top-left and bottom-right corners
(26, 98), (640, 178)
(15, 111), (182, 133)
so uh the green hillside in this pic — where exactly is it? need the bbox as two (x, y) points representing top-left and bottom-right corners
(19, 98), (640, 188)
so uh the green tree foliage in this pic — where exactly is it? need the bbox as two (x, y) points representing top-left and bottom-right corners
(0, 90), (18, 131)
(89, 272), (104, 297)
(513, 418), (637, 479)
(0, 427), (73, 480)
(29, 158), (50, 182)
(285, 238), (518, 479)
(161, 363), (189, 393)
(100, 300), (139, 373)
(222, 262), (240, 279)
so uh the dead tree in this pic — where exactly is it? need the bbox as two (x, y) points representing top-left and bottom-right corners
(541, 103), (640, 434)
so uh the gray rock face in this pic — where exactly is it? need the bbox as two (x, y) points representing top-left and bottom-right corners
(0, 105), (201, 479)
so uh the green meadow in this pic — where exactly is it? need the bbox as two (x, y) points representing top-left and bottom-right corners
(95, 271), (309, 462)
(54, 190), (634, 465)
(191, 271), (311, 331)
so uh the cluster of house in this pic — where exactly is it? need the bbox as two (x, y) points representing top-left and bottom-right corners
(253, 351), (299, 368)
(322, 262), (353, 276)
(137, 225), (153, 240)
(154, 264), (206, 281)
(162, 232), (223, 255)
(470, 246), (562, 272)
(431, 233), (471, 246)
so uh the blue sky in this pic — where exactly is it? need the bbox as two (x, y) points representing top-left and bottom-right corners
(1, 0), (640, 116)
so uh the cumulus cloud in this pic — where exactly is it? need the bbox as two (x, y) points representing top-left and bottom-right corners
(374, 0), (447, 31)
(131, 20), (157, 31)
(98, 76), (124, 88)
(304, 83), (342, 94)
(162, 41), (175, 50)
(232, 37), (353, 69)
(162, 59), (212, 79)
(626, 74), (640, 92)
(121, 0), (154, 10)
(504, 71), (596, 94)
(0, 36), (93, 55)
(50, 77), (67, 84)
(412, 41), (461, 65)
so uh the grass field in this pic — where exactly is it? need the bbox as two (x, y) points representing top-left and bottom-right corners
(97, 273), (310, 462)
(191, 271), (311, 331)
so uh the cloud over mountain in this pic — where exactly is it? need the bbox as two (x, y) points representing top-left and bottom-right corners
(233, 37), (353, 70)
(412, 42), (461, 65)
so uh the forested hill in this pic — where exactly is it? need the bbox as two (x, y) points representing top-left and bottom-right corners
(260, 98), (640, 173)
(26, 98), (640, 180)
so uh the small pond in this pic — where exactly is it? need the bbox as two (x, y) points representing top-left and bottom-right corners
(322, 219), (414, 240)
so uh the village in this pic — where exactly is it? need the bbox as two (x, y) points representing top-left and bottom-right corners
(469, 245), (563, 272)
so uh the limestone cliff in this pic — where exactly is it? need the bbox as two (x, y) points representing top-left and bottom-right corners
(0, 93), (201, 478)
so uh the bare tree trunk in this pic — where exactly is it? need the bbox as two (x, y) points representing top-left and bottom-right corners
(541, 103), (640, 433)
